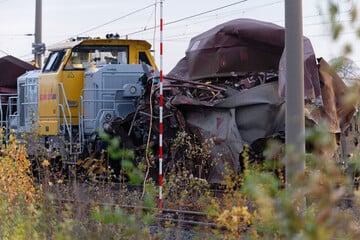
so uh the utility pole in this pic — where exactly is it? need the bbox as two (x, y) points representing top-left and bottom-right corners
(33, 0), (45, 68)
(285, 1), (305, 184)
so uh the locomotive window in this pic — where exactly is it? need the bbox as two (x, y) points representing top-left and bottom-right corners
(92, 49), (128, 64)
(72, 45), (129, 65)
(42, 51), (65, 73)
(64, 52), (89, 70)
(139, 52), (151, 66)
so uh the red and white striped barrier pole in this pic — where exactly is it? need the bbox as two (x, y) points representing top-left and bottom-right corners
(158, 0), (164, 212)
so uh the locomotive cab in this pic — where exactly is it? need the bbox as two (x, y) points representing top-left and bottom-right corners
(15, 37), (157, 161)
(39, 38), (156, 135)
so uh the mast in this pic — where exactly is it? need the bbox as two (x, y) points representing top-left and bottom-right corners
(285, 0), (305, 188)
(33, 0), (45, 68)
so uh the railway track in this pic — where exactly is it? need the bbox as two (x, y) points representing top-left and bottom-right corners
(51, 196), (219, 231)
(45, 180), (357, 232)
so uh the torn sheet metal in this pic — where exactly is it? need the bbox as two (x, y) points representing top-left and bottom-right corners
(167, 18), (322, 104)
(106, 19), (356, 184)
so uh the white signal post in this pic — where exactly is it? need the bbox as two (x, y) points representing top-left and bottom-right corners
(158, 0), (164, 213)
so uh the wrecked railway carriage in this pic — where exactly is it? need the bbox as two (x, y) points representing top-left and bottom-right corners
(105, 18), (356, 184)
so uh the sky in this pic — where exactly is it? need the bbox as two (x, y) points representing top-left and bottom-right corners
(0, 0), (359, 73)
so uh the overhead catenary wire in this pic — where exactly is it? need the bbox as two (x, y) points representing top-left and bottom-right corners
(3, 0), (343, 43)
(52, 0), (359, 41)
(124, 0), (248, 37)
(67, 3), (156, 40)
(121, 0), (349, 38)
(0, 49), (10, 55)
(9, 0), (354, 61)
(4, 1), (359, 70)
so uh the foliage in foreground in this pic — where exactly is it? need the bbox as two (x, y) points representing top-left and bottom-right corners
(0, 130), (37, 204)
(2, 123), (360, 239)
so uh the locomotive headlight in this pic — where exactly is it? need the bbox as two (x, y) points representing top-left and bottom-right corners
(123, 84), (142, 97)
(130, 86), (137, 94)
(105, 113), (112, 121)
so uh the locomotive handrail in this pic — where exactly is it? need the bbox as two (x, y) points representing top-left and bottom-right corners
(7, 95), (18, 121)
(78, 95), (84, 154)
(7, 95), (18, 135)
(16, 81), (38, 133)
(6, 80), (39, 135)
(58, 82), (74, 154)
(0, 94), (17, 136)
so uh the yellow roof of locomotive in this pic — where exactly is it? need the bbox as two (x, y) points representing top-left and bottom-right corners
(47, 38), (152, 51)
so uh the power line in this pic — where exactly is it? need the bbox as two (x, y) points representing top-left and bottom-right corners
(161, 8), (356, 43)
(68, 3), (156, 39)
(45, 0), (350, 46)
(0, 34), (32, 37)
(124, 0), (248, 37)
(10, 1), (360, 62)
(0, 49), (10, 55)
(122, 0), (351, 40)
(164, 0), (248, 26)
